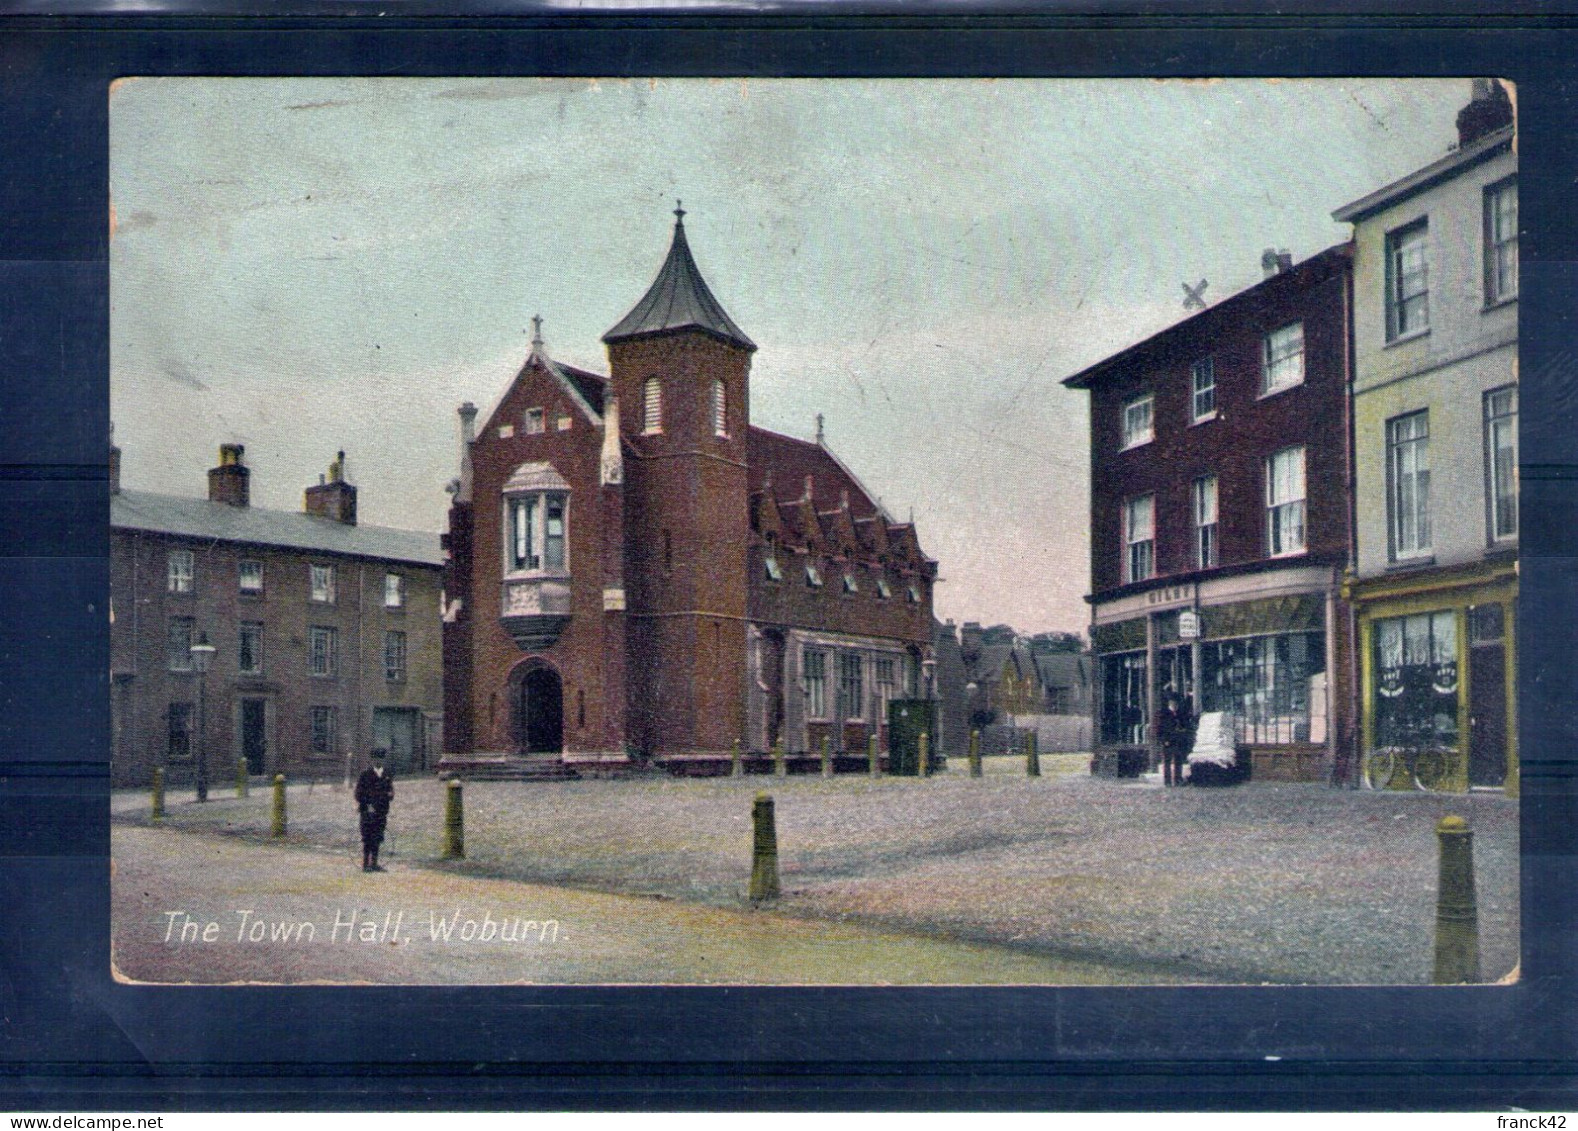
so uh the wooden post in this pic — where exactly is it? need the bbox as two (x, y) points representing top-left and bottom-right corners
(443, 779), (465, 860)
(1026, 730), (1041, 778)
(151, 767), (165, 823)
(969, 730), (982, 778)
(774, 737), (786, 778)
(236, 758), (249, 798)
(868, 733), (880, 777)
(731, 739), (742, 778)
(821, 735), (833, 778)
(748, 792), (780, 902)
(270, 774), (286, 838)
(918, 732), (930, 778)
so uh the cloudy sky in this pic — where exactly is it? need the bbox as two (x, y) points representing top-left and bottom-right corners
(110, 77), (1472, 633)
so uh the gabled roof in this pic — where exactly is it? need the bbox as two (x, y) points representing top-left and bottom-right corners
(603, 209), (756, 352)
(747, 426), (881, 520)
(112, 489), (442, 567)
(1332, 124), (1514, 224)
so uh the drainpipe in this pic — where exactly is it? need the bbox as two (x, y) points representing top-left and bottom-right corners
(1341, 255), (1360, 788)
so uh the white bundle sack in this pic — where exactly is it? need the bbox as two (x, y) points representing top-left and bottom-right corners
(1187, 711), (1238, 768)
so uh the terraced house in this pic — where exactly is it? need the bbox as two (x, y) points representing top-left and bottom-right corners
(110, 443), (444, 788)
(441, 208), (938, 775)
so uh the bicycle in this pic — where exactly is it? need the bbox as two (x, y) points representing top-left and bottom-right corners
(1364, 721), (1454, 791)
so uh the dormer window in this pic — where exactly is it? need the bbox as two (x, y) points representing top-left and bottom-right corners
(842, 573), (859, 594)
(806, 564), (823, 589)
(764, 555), (783, 582)
(906, 584), (921, 604)
(876, 578), (892, 600)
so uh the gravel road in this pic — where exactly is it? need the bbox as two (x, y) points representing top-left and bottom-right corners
(113, 756), (1518, 985)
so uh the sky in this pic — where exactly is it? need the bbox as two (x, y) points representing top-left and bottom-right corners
(110, 77), (1474, 634)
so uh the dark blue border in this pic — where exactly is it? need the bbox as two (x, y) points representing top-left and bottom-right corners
(1, 16), (1575, 1111)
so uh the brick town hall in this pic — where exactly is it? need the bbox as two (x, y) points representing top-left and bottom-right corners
(441, 207), (938, 774)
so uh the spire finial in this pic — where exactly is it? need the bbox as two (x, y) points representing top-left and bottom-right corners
(674, 199), (686, 225)
(815, 413), (825, 445)
(530, 314), (544, 349)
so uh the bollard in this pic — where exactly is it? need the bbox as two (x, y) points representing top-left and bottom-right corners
(443, 779), (465, 860)
(1026, 730), (1041, 778)
(1432, 815), (1480, 983)
(969, 730), (983, 778)
(821, 735), (833, 778)
(270, 774), (286, 838)
(748, 792), (780, 902)
(868, 733), (880, 777)
(774, 737), (786, 778)
(151, 766), (165, 823)
(918, 732), (930, 778)
(731, 739), (742, 778)
(236, 759), (249, 799)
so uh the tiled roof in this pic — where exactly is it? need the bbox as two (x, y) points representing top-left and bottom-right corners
(603, 214), (756, 352)
(747, 427), (881, 519)
(111, 489), (443, 567)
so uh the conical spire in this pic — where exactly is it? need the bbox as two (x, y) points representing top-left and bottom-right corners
(603, 203), (756, 352)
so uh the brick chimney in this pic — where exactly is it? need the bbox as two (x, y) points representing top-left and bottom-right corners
(304, 450), (357, 525)
(109, 422), (120, 496)
(1457, 78), (1513, 149)
(207, 443), (250, 507)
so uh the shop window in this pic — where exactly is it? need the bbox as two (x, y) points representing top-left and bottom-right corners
(1373, 611), (1458, 750)
(1200, 631), (1326, 746)
(1100, 652), (1148, 746)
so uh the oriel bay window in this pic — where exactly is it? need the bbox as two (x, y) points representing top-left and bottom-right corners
(508, 493), (568, 573)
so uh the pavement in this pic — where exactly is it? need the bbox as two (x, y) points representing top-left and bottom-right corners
(112, 755), (1519, 985)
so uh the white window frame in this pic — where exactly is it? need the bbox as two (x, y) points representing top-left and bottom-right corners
(1485, 179), (1518, 305)
(384, 572), (406, 609)
(1261, 322), (1305, 396)
(1193, 475), (1219, 569)
(238, 559), (263, 595)
(1386, 219), (1430, 341)
(803, 650), (828, 719)
(506, 492), (569, 574)
(309, 625), (337, 678)
(238, 620), (264, 676)
(310, 564), (336, 604)
(384, 629), (407, 683)
(1124, 494), (1155, 584)
(1387, 410), (1432, 560)
(1121, 394), (1154, 450)
(1267, 446), (1308, 558)
(712, 379), (728, 439)
(643, 377), (663, 435)
(1485, 386), (1518, 543)
(167, 549), (194, 594)
(1190, 357), (1216, 423)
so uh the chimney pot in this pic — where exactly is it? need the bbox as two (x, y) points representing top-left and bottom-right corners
(305, 453), (357, 525)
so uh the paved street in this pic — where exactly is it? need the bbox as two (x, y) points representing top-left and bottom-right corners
(112, 756), (1519, 985)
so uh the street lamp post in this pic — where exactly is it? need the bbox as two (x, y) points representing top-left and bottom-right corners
(190, 631), (216, 803)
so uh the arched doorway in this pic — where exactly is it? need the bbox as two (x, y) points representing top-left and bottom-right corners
(513, 665), (564, 755)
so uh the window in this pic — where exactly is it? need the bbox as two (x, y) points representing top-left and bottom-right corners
(1121, 395), (1154, 450)
(1386, 220), (1430, 340)
(524, 407), (546, 434)
(1201, 631), (1326, 746)
(1373, 610), (1458, 749)
(1193, 475), (1219, 569)
(712, 379), (728, 438)
(167, 549), (194, 594)
(763, 548), (782, 581)
(238, 621), (263, 675)
(310, 706), (338, 756)
(1261, 323), (1305, 395)
(1124, 494), (1155, 583)
(238, 560), (263, 595)
(1100, 653), (1148, 746)
(309, 626), (337, 677)
(906, 584), (921, 604)
(1485, 386), (1518, 541)
(804, 650), (827, 718)
(384, 630), (407, 682)
(384, 573), (406, 609)
(1191, 358), (1216, 422)
(805, 564), (823, 589)
(555, 414), (573, 432)
(310, 564), (336, 604)
(1387, 411), (1431, 559)
(643, 377), (662, 434)
(842, 573), (859, 595)
(1267, 446), (1307, 557)
(876, 577), (892, 600)
(838, 653), (865, 721)
(509, 494), (569, 573)
(166, 616), (194, 671)
(874, 657), (897, 716)
(1485, 179), (1518, 305)
(167, 703), (193, 760)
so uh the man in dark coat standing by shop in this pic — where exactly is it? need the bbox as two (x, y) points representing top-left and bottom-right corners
(1157, 694), (1194, 787)
(355, 747), (395, 872)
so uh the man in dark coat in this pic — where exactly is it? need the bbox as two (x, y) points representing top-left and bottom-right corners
(354, 747), (395, 872)
(1157, 695), (1193, 787)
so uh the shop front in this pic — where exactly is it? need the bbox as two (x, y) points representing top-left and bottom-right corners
(1090, 566), (1348, 782)
(1350, 559), (1517, 795)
